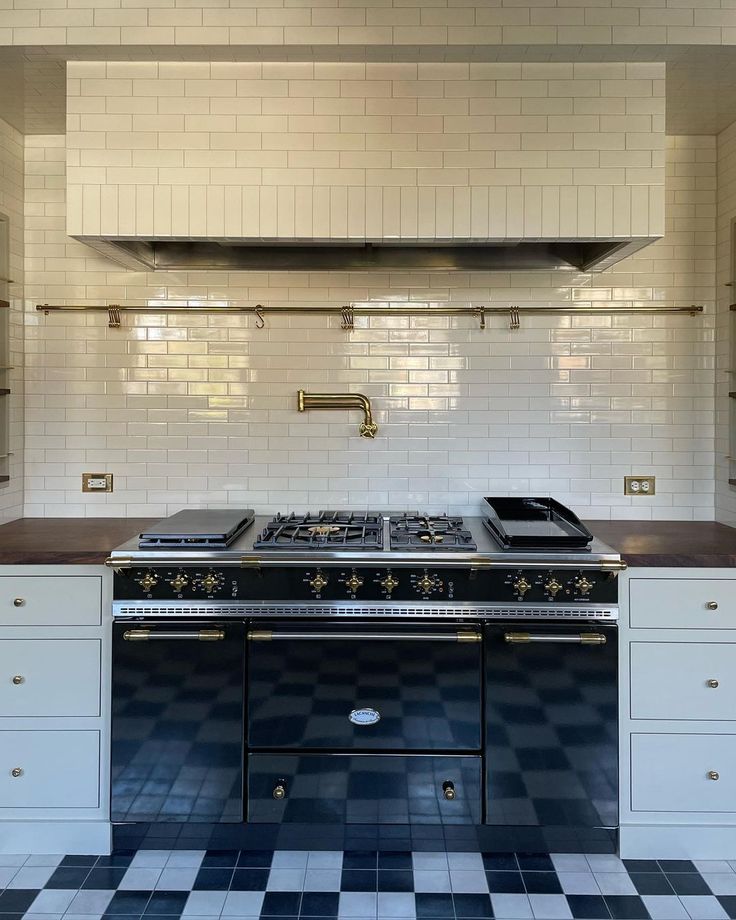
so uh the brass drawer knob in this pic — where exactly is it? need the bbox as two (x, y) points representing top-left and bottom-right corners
(706, 601), (719, 610)
(12, 598), (24, 607)
(11, 675), (24, 685)
(708, 770), (720, 781)
(442, 780), (456, 800)
(10, 767), (22, 778)
(707, 679), (720, 688)
(272, 783), (286, 800)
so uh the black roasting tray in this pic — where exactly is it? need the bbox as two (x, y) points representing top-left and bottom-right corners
(482, 497), (593, 550)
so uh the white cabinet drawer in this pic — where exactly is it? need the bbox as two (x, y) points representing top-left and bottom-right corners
(0, 640), (101, 717)
(631, 733), (736, 813)
(0, 730), (100, 808)
(631, 643), (736, 721)
(0, 576), (101, 626)
(630, 578), (736, 629)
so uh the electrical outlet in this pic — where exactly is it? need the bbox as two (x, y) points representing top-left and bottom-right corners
(624, 475), (655, 496)
(82, 472), (113, 493)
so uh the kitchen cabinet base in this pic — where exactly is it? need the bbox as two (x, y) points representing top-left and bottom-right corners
(620, 823), (736, 859)
(0, 820), (111, 855)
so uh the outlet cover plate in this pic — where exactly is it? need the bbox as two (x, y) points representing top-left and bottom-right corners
(82, 472), (113, 493)
(624, 475), (655, 496)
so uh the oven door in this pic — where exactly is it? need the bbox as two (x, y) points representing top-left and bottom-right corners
(485, 621), (618, 829)
(247, 623), (482, 750)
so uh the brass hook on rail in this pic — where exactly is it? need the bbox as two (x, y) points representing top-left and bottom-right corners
(108, 305), (121, 329)
(254, 305), (265, 329)
(340, 305), (355, 331)
(478, 305), (486, 330)
(509, 306), (521, 331)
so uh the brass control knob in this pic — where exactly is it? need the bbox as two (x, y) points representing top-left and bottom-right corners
(380, 574), (400, 594)
(11, 675), (24, 685)
(10, 767), (22, 778)
(442, 781), (456, 800)
(512, 577), (531, 596)
(708, 771), (720, 781)
(416, 574), (441, 595)
(199, 573), (223, 594)
(707, 679), (720, 688)
(309, 572), (328, 593)
(573, 576), (594, 595)
(345, 573), (364, 594)
(12, 598), (24, 607)
(169, 574), (189, 592)
(136, 572), (158, 592)
(707, 601), (719, 610)
(544, 578), (563, 597)
(272, 783), (287, 800)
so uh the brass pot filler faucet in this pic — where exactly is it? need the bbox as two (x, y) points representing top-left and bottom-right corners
(297, 390), (378, 439)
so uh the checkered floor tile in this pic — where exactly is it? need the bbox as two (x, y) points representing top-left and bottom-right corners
(2, 850), (736, 920)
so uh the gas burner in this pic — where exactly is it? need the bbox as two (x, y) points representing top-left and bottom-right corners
(254, 511), (384, 550)
(389, 513), (477, 552)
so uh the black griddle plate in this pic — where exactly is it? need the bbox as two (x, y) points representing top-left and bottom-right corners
(139, 509), (255, 549)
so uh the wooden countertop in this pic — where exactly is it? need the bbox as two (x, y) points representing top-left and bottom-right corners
(0, 517), (733, 567)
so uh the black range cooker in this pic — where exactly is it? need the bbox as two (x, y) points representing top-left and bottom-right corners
(109, 502), (623, 853)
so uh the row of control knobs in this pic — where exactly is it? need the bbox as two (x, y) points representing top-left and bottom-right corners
(309, 571), (419, 595)
(135, 571), (224, 593)
(512, 575), (594, 597)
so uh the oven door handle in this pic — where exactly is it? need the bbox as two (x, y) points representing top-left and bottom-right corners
(247, 629), (481, 643)
(123, 628), (225, 641)
(504, 631), (606, 645)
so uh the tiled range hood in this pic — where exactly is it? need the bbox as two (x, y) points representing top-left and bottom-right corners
(66, 61), (665, 273)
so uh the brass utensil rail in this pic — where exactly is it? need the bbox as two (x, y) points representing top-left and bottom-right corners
(36, 302), (704, 331)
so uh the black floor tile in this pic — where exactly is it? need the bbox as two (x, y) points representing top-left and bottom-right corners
(236, 850), (274, 868)
(299, 892), (339, 917)
(101, 914), (143, 920)
(0, 890), (39, 913)
(623, 861), (661, 874)
(629, 873), (674, 896)
(485, 870), (525, 893)
(666, 873), (712, 895)
(522, 870), (562, 894)
(718, 896), (736, 919)
(82, 868), (129, 890)
(342, 851), (377, 870)
(105, 891), (154, 915)
(453, 892), (494, 918)
(261, 891), (302, 915)
(516, 853), (554, 872)
(45, 866), (91, 889)
(193, 867), (234, 890)
(230, 868), (270, 891)
(658, 860), (697, 873)
(60, 855), (98, 868)
(97, 854), (135, 869)
(376, 869), (414, 892)
(339, 869), (377, 892)
(143, 891), (189, 915)
(378, 851), (412, 870)
(415, 892), (455, 919)
(482, 853), (518, 872)
(604, 895), (651, 919)
(567, 894), (612, 918)
(201, 850), (240, 868)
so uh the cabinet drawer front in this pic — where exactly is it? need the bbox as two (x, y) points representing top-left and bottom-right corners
(630, 579), (736, 629)
(0, 640), (101, 717)
(247, 753), (481, 825)
(0, 576), (101, 626)
(631, 643), (736, 721)
(631, 733), (736, 813)
(0, 730), (100, 808)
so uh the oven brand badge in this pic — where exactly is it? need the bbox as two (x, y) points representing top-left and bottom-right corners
(349, 708), (380, 726)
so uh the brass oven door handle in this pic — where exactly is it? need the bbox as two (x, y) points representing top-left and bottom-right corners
(504, 632), (607, 645)
(123, 629), (225, 642)
(248, 630), (481, 643)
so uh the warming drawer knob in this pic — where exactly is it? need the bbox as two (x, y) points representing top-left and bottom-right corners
(169, 574), (189, 592)
(544, 578), (563, 597)
(380, 574), (400, 594)
(512, 577), (531, 596)
(707, 601), (719, 610)
(309, 572), (329, 592)
(11, 675), (24, 685)
(272, 783), (287, 800)
(708, 679), (720, 688)
(345, 573), (364, 594)
(12, 598), (24, 608)
(442, 781), (456, 800)
(573, 576), (594, 595)
(10, 768), (22, 778)
(136, 573), (158, 592)
(708, 771), (720, 781)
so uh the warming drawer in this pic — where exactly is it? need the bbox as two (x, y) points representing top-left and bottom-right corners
(246, 624), (482, 751)
(247, 753), (481, 824)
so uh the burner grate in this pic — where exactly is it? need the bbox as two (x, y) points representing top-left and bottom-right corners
(254, 510), (384, 550)
(389, 513), (477, 552)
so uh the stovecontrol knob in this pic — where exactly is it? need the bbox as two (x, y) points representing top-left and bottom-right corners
(512, 576), (531, 596)
(573, 576), (594, 595)
(136, 571), (158, 592)
(380, 573), (400, 594)
(344, 573), (364, 594)
(416, 574), (442, 595)
(309, 572), (329, 593)
(199, 573), (224, 594)
(169, 574), (189, 592)
(544, 578), (563, 597)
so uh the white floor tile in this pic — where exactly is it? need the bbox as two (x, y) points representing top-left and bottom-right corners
(183, 890), (228, 915)
(551, 854), (590, 872)
(266, 867), (306, 890)
(117, 867), (162, 890)
(412, 853), (448, 870)
(642, 895), (691, 919)
(490, 893), (534, 918)
(24, 855), (64, 868)
(587, 854), (627, 873)
(166, 851), (206, 868)
(65, 889), (115, 915)
(701, 874), (736, 895)
(271, 850), (309, 868)
(0, 855), (27, 867)
(594, 872), (637, 895)
(679, 895), (729, 919)
(7, 865), (56, 889)
(27, 889), (77, 913)
(447, 852), (484, 870)
(338, 891), (378, 917)
(308, 851), (344, 869)
(556, 871), (601, 895)
(129, 850), (171, 869)
(528, 893), (573, 919)
(155, 867), (200, 890)
(695, 862), (734, 875)
(303, 868), (342, 891)
(377, 891), (416, 918)
(221, 890), (266, 916)
(412, 869), (451, 893)
(449, 869), (489, 893)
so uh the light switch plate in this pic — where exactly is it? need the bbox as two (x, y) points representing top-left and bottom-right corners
(624, 475), (655, 496)
(82, 472), (113, 493)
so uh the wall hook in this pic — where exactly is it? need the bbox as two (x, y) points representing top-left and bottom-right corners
(340, 305), (355, 331)
(509, 306), (521, 330)
(107, 305), (121, 329)
(254, 305), (265, 328)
